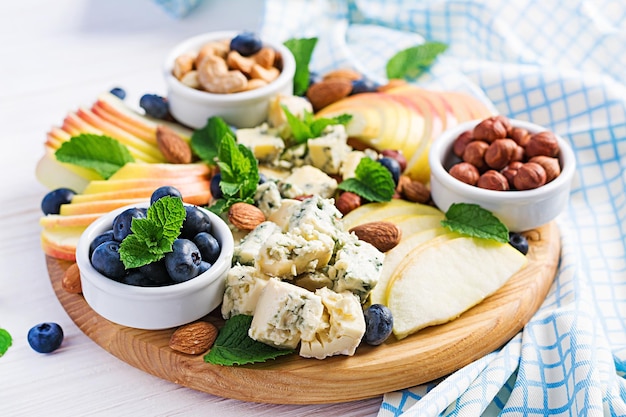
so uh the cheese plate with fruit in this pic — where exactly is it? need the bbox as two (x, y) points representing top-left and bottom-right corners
(37, 32), (565, 404)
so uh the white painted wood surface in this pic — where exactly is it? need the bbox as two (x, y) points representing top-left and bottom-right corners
(0, 1), (382, 415)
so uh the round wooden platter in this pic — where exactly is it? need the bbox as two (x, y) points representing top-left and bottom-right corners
(46, 222), (560, 405)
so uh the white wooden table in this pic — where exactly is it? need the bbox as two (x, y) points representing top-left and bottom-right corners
(0, 1), (382, 415)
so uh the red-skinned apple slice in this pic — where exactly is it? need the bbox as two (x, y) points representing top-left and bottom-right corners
(40, 213), (104, 229)
(81, 175), (209, 194)
(41, 228), (82, 261)
(106, 162), (210, 181)
(70, 182), (210, 203)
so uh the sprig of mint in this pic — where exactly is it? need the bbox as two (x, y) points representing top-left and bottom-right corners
(386, 41), (448, 81)
(190, 116), (236, 166)
(119, 196), (186, 269)
(204, 315), (294, 366)
(284, 37), (318, 96)
(338, 157), (395, 202)
(55, 133), (135, 179)
(210, 131), (260, 214)
(441, 203), (509, 243)
(0, 328), (12, 357)
(283, 106), (352, 145)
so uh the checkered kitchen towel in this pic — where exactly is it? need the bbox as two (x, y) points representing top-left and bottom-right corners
(261, 1), (626, 415)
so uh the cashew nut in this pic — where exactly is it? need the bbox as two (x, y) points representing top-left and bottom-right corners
(173, 52), (196, 80)
(180, 70), (200, 89)
(226, 50), (255, 75)
(195, 41), (230, 68)
(197, 55), (248, 94)
(253, 47), (276, 69)
(244, 78), (269, 91)
(250, 64), (280, 83)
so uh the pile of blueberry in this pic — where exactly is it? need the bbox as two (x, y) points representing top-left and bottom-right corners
(89, 186), (222, 286)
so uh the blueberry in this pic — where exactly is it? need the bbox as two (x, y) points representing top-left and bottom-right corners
(350, 78), (379, 95)
(230, 32), (262, 57)
(194, 231), (221, 263)
(164, 239), (202, 283)
(91, 241), (126, 280)
(138, 260), (172, 285)
(198, 261), (212, 274)
(139, 93), (169, 119)
(109, 87), (126, 100)
(258, 172), (268, 185)
(27, 322), (64, 353)
(210, 172), (223, 200)
(89, 230), (115, 257)
(363, 304), (393, 346)
(150, 186), (182, 205)
(41, 188), (76, 215)
(123, 269), (159, 287)
(180, 206), (212, 239)
(112, 207), (145, 241)
(377, 156), (401, 185)
(509, 232), (529, 255)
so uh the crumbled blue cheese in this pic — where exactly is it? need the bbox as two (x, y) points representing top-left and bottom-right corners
(249, 278), (324, 349)
(300, 287), (365, 359)
(278, 166), (337, 199)
(221, 265), (270, 319)
(232, 221), (282, 266)
(293, 269), (334, 292)
(287, 195), (343, 241)
(306, 125), (351, 175)
(236, 123), (285, 163)
(253, 181), (283, 218)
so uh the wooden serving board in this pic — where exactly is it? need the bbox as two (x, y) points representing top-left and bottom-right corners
(47, 222), (560, 404)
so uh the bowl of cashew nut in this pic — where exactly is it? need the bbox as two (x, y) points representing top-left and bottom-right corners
(164, 31), (296, 129)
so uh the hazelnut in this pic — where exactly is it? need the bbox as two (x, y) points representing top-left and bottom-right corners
(452, 130), (474, 158)
(462, 140), (489, 171)
(512, 144), (525, 162)
(501, 161), (524, 189)
(397, 175), (430, 203)
(529, 155), (561, 183)
(336, 192), (361, 215)
(513, 162), (547, 190)
(449, 162), (480, 186)
(525, 131), (560, 158)
(484, 138), (518, 170)
(509, 127), (531, 147)
(477, 170), (510, 191)
(473, 116), (509, 143)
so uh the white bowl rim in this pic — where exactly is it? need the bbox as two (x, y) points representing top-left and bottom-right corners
(163, 30), (296, 103)
(429, 119), (576, 203)
(76, 202), (234, 299)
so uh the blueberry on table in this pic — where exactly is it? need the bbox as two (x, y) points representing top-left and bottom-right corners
(27, 322), (64, 353)
(150, 185), (182, 205)
(139, 93), (170, 119)
(41, 188), (76, 215)
(109, 87), (126, 100)
(91, 241), (126, 280)
(210, 172), (223, 200)
(194, 231), (221, 263)
(230, 32), (263, 56)
(112, 207), (145, 241)
(350, 78), (379, 95)
(165, 239), (203, 283)
(89, 229), (115, 256)
(364, 304), (393, 346)
(509, 232), (529, 255)
(180, 206), (212, 239)
(377, 156), (401, 185)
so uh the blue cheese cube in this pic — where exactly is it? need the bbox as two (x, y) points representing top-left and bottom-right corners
(287, 195), (343, 241)
(249, 278), (324, 349)
(221, 265), (270, 319)
(278, 166), (337, 199)
(293, 269), (334, 292)
(236, 123), (285, 163)
(306, 125), (351, 175)
(253, 181), (283, 218)
(232, 221), (282, 266)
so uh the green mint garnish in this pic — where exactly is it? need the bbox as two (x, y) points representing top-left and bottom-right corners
(283, 106), (352, 145)
(0, 328), (12, 357)
(190, 116), (236, 166)
(204, 315), (294, 366)
(119, 196), (186, 269)
(441, 203), (509, 243)
(55, 133), (134, 179)
(386, 41), (448, 80)
(338, 157), (395, 202)
(284, 37), (318, 96)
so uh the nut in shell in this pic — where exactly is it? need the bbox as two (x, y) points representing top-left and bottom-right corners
(228, 202), (266, 230)
(169, 321), (219, 355)
(349, 221), (402, 252)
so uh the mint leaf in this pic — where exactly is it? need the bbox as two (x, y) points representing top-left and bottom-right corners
(191, 117), (235, 165)
(386, 41), (448, 80)
(204, 315), (294, 366)
(310, 113), (352, 137)
(284, 37), (318, 96)
(441, 203), (509, 243)
(0, 328), (12, 357)
(55, 133), (134, 179)
(283, 106), (352, 144)
(338, 157), (395, 202)
(119, 196), (186, 268)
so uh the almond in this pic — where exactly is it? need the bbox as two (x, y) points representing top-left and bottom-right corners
(228, 202), (266, 230)
(156, 125), (192, 164)
(169, 321), (218, 355)
(306, 78), (353, 112)
(349, 221), (402, 252)
(62, 262), (82, 294)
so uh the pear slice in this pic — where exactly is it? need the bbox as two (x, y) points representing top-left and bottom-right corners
(342, 200), (442, 228)
(387, 237), (527, 339)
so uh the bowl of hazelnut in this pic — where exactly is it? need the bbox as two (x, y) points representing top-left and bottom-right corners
(429, 116), (576, 232)
(164, 31), (296, 129)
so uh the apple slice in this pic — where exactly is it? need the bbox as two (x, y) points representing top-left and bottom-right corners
(342, 200), (442, 228)
(41, 227), (84, 261)
(70, 182), (210, 203)
(40, 213), (104, 229)
(35, 149), (99, 192)
(386, 237), (527, 339)
(81, 175), (208, 194)
(59, 198), (147, 216)
(107, 162), (210, 181)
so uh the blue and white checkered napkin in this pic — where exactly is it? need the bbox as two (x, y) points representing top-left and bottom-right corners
(261, 0), (626, 415)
